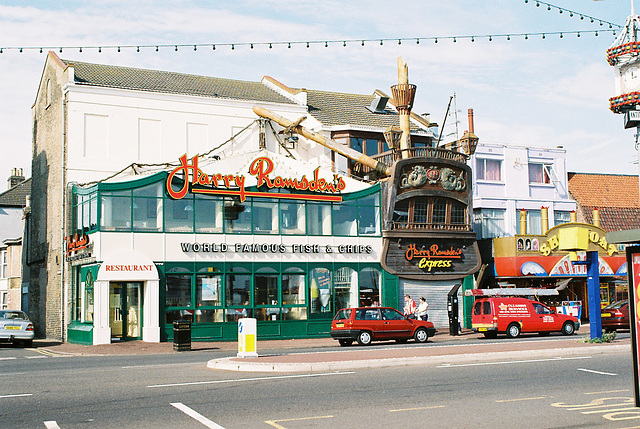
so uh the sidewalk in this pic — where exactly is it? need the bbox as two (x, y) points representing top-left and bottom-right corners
(34, 325), (631, 373)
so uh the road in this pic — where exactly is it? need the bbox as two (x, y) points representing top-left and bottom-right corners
(0, 337), (637, 428)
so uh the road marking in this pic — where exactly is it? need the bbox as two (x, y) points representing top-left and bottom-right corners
(0, 357), (17, 361)
(0, 393), (33, 399)
(123, 362), (201, 369)
(585, 389), (630, 395)
(577, 368), (617, 376)
(265, 415), (333, 429)
(148, 371), (354, 388)
(438, 356), (591, 368)
(390, 405), (445, 412)
(496, 396), (547, 403)
(44, 422), (61, 429)
(171, 402), (225, 428)
(33, 349), (60, 357)
(26, 355), (48, 359)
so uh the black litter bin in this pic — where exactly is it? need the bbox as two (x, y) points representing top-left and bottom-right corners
(173, 320), (191, 351)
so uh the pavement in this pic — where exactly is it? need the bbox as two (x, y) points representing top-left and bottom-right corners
(28, 325), (631, 373)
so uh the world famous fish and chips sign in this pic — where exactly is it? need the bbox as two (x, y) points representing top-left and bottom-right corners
(166, 154), (346, 202)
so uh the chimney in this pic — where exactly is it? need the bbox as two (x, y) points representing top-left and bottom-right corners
(540, 206), (549, 235)
(468, 108), (475, 134)
(519, 209), (527, 235)
(593, 208), (601, 228)
(8, 168), (25, 189)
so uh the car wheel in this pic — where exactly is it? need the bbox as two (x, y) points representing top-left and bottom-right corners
(338, 339), (353, 347)
(414, 327), (428, 343)
(506, 323), (521, 338)
(562, 321), (575, 336)
(357, 331), (372, 346)
(483, 332), (498, 339)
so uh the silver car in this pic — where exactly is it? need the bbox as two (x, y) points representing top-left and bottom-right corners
(0, 310), (34, 347)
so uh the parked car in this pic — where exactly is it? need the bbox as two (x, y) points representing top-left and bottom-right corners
(0, 310), (35, 347)
(330, 307), (436, 346)
(471, 297), (580, 338)
(601, 300), (629, 332)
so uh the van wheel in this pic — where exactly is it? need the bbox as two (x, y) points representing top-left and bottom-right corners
(338, 339), (353, 347)
(414, 327), (428, 343)
(506, 323), (521, 338)
(562, 322), (575, 336)
(357, 331), (372, 346)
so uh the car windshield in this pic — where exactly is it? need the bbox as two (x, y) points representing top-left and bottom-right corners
(604, 300), (627, 310)
(0, 311), (28, 320)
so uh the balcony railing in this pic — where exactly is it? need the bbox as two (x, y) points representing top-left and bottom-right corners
(388, 221), (473, 232)
(371, 147), (469, 167)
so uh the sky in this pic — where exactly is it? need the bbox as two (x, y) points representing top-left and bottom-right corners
(0, 0), (635, 192)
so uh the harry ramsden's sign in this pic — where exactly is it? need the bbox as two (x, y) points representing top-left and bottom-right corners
(405, 244), (463, 272)
(180, 242), (373, 254)
(65, 233), (96, 265)
(166, 155), (346, 202)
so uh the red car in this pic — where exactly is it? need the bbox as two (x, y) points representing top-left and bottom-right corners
(601, 300), (629, 332)
(330, 307), (436, 346)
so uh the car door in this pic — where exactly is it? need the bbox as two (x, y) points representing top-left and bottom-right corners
(531, 302), (558, 332)
(355, 308), (385, 339)
(380, 308), (413, 340)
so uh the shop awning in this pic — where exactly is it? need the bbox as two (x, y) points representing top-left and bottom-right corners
(554, 278), (572, 291)
(465, 288), (559, 297)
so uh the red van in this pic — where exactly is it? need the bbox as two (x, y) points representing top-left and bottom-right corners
(472, 297), (580, 338)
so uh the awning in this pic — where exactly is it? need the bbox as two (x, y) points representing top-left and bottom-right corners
(554, 278), (572, 291)
(465, 288), (559, 297)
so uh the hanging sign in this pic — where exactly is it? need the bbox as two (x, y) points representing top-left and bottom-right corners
(166, 155), (345, 202)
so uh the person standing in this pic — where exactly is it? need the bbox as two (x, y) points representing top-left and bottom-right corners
(403, 294), (417, 317)
(415, 297), (429, 321)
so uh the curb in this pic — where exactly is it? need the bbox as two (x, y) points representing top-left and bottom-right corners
(206, 343), (630, 372)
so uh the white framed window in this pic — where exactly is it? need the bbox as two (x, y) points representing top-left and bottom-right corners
(474, 209), (505, 239)
(517, 210), (542, 235)
(476, 159), (502, 181)
(554, 211), (571, 227)
(528, 163), (551, 184)
(0, 250), (7, 279)
(0, 291), (7, 310)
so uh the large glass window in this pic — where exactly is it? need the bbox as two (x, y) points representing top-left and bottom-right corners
(281, 201), (306, 235)
(253, 199), (278, 234)
(100, 191), (132, 231)
(255, 267), (279, 321)
(477, 159), (502, 181)
(196, 268), (222, 307)
(334, 267), (358, 310)
(357, 194), (380, 235)
(165, 197), (194, 232)
(195, 195), (223, 233)
(225, 267), (250, 307)
(133, 183), (163, 231)
(359, 268), (381, 307)
(224, 198), (252, 233)
(310, 267), (332, 315)
(519, 209), (542, 235)
(165, 267), (191, 308)
(332, 201), (357, 236)
(307, 202), (332, 236)
(474, 208), (505, 239)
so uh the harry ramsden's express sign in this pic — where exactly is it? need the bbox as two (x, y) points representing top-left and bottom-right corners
(166, 155), (346, 202)
(405, 244), (463, 272)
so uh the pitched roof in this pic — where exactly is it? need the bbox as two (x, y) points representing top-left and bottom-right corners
(568, 173), (640, 232)
(306, 90), (407, 130)
(0, 178), (31, 207)
(62, 60), (296, 105)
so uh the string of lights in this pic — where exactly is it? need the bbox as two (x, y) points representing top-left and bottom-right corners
(0, 29), (619, 54)
(523, 0), (621, 29)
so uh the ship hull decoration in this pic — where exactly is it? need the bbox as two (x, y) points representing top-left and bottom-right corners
(381, 155), (481, 281)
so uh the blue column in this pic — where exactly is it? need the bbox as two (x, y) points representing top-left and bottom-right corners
(573, 251), (602, 339)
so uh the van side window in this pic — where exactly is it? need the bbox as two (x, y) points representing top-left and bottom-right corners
(533, 303), (551, 314)
(473, 302), (482, 315)
(482, 301), (491, 315)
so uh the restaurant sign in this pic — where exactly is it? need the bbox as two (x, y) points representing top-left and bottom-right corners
(166, 155), (345, 202)
(539, 225), (618, 257)
(381, 237), (481, 281)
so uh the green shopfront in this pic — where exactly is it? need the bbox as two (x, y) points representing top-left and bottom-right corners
(66, 156), (399, 344)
